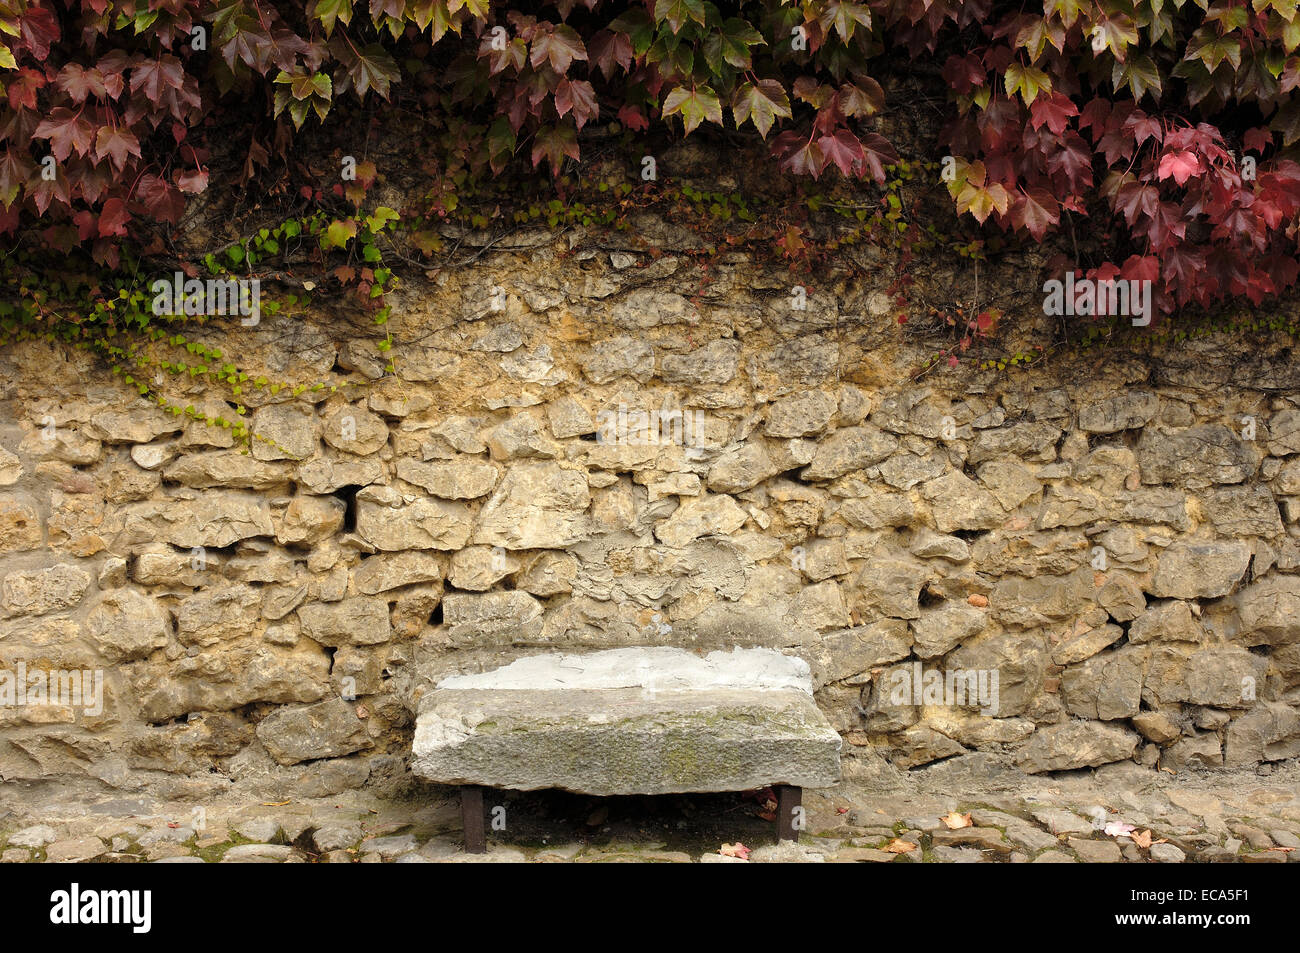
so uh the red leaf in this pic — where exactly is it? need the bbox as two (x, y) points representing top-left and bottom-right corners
(819, 130), (864, 178)
(33, 108), (95, 161)
(175, 168), (208, 194)
(530, 123), (580, 173)
(616, 104), (649, 132)
(129, 55), (185, 101)
(137, 174), (184, 224)
(7, 68), (45, 111)
(1157, 150), (1202, 186)
(1029, 93), (1077, 136)
(96, 197), (130, 238)
(530, 24), (587, 74)
(1243, 127), (1272, 154)
(1012, 186), (1060, 241)
(857, 133), (899, 184)
(56, 64), (107, 104)
(18, 5), (59, 60)
(94, 125), (141, 172)
(554, 78), (598, 129)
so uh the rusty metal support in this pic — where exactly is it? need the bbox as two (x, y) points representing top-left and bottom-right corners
(776, 785), (802, 843)
(461, 785), (486, 854)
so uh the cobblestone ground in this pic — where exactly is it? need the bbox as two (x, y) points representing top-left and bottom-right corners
(3, 764), (1299, 864)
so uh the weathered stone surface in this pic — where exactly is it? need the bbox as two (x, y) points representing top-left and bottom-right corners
(176, 585), (259, 645)
(1164, 732), (1223, 770)
(1234, 575), (1300, 645)
(707, 443), (779, 493)
(449, 545), (520, 591)
(85, 589), (169, 662)
(583, 337), (654, 383)
(808, 620), (911, 685)
(297, 598), (392, 646)
(851, 558), (924, 620)
(117, 493), (274, 548)
(132, 639), (331, 721)
(1150, 540), (1250, 599)
(909, 529), (970, 562)
(1224, 702), (1300, 765)
(1137, 425), (1256, 488)
(322, 406), (389, 455)
(1016, 721), (1140, 773)
(1200, 485), (1283, 537)
(1053, 622), (1123, 665)
(1267, 408), (1300, 456)
(473, 463), (590, 549)
(1144, 645), (1265, 708)
(976, 461), (1041, 510)
(803, 426), (898, 480)
(1060, 647), (1145, 720)
(356, 495), (472, 551)
(910, 604), (987, 659)
(765, 391), (837, 438)
(1132, 711), (1182, 744)
(655, 494), (747, 547)
(442, 591), (543, 643)
(967, 422), (1061, 465)
(163, 452), (292, 490)
(274, 495), (345, 545)
(1095, 573), (1146, 622)
(487, 413), (562, 460)
(0, 493), (42, 552)
(250, 404), (321, 461)
(1078, 391), (1159, 434)
(991, 570), (1093, 629)
(946, 632), (1048, 717)
(921, 471), (1004, 533)
(0, 447), (21, 485)
(1129, 601), (1205, 644)
(2, 564), (90, 616)
(353, 551), (445, 594)
(255, 697), (373, 765)
(660, 340), (740, 385)
(546, 394), (594, 439)
(412, 648), (841, 794)
(296, 455), (384, 494)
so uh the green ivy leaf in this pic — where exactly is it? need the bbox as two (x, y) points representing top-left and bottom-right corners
(663, 85), (723, 134)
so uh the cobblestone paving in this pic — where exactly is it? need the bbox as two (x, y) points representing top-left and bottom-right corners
(4, 766), (1299, 863)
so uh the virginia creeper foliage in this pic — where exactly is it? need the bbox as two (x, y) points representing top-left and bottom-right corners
(2, 0), (1299, 316)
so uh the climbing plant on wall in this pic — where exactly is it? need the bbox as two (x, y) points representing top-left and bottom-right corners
(2, 0), (1299, 329)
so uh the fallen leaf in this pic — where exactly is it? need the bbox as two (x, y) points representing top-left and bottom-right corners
(885, 838), (918, 853)
(1131, 829), (1153, 849)
(1105, 821), (1136, 838)
(942, 811), (973, 830)
(1267, 846), (1295, 852)
(166, 822), (180, 828)
(836, 807), (849, 815)
(261, 800), (291, 807)
(720, 842), (750, 860)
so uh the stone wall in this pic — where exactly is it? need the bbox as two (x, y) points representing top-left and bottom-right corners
(2, 229), (1299, 800)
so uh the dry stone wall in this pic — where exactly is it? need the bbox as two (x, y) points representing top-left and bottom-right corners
(2, 230), (1299, 800)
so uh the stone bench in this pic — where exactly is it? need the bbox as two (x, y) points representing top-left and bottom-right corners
(411, 646), (842, 853)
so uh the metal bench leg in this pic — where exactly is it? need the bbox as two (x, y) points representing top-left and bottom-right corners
(776, 785), (802, 843)
(461, 785), (486, 854)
